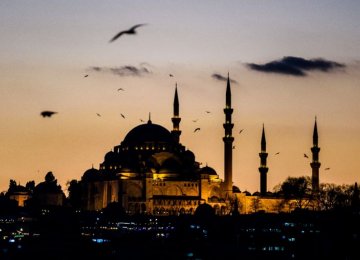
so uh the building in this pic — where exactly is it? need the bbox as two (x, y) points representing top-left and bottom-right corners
(81, 78), (238, 215)
(80, 76), (321, 215)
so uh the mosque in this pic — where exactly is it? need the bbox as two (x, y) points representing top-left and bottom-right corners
(80, 76), (321, 215)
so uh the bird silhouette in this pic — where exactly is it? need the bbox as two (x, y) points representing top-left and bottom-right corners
(205, 111), (211, 114)
(194, 128), (200, 133)
(40, 111), (57, 118)
(275, 152), (280, 155)
(96, 113), (101, 117)
(84, 74), (88, 77)
(192, 119), (198, 122)
(117, 88), (124, 91)
(232, 146), (235, 149)
(169, 74), (174, 77)
(324, 167), (330, 170)
(109, 24), (147, 43)
(140, 119), (145, 122)
(239, 129), (244, 134)
(121, 113), (125, 119)
(304, 153), (309, 158)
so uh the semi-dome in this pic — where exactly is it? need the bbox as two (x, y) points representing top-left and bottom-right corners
(123, 121), (174, 146)
(198, 166), (217, 175)
(159, 157), (182, 173)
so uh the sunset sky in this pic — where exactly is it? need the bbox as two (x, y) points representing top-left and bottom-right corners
(1, 1), (360, 194)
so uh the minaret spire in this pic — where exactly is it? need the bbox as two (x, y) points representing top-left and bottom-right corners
(311, 117), (321, 192)
(226, 73), (231, 108)
(313, 116), (318, 146)
(223, 73), (234, 194)
(259, 124), (268, 196)
(148, 112), (152, 124)
(171, 84), (181, 143)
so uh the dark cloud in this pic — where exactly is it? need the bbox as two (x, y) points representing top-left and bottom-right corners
(212, 73), (238, 84)
(246, 56), (345, 76)
(89, 65), (152, 77)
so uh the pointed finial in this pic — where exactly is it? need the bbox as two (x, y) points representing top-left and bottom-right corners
(261, 123), (266, 152)
(313, 116), (318, 146)
(226, 72), (231, 108)
(148, 112), (152, 124)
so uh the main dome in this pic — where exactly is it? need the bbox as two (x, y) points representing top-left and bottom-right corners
(122, 120), (175, 146)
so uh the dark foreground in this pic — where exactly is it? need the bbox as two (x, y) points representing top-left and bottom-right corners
(1, 208), (359, 260)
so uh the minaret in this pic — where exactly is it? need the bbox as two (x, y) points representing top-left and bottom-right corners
(223, 74), (234, 194)
(310, 117), (321, 192)
(259, 124), (268, 196)
(171, 84), (181, 143)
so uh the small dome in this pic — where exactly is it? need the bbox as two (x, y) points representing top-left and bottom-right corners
(104, 151), (116, 162)
(82, 167), (100, 181)
(232, 185), (241, 193)
(123, 121), (174, 146)
(198, 166), (217, 175)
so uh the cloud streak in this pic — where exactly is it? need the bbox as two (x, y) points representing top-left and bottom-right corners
(246, 56), (345, 76)
(212, 73), (238, 84)
(89, 64), (152, 77)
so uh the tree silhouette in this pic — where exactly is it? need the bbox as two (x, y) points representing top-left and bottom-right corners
(26, 180), (35, 193)
(278, 176), (312, 209)
(67, 179), (82, 209)
(8, 179), (17, 192)
(250, 197), (262, 213)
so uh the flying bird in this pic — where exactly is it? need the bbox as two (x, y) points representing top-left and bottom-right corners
(304, 153), (309, 158)
(275, 152), (280, 155)
(192, 119), (198, 122)
(169, 74), (174, 77)
(324, 167), (330, 170)
(140, 119), (145, 122)
(121, 113), (125, 119)
(194, 128), (200, 133)
(205, 111), (211, 114)
(96, 113), (101, 117)
(109, 24), (147, 43)
(239, 129), (244, 134)
(84, 74), (89, 78)
(232, 146), (235, 149)
(40, 111), (57, 118)
(117, 88), (124, 91)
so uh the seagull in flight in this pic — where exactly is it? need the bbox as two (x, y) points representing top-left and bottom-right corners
(274, 152), (280, 155)
(324, 167), (330, 170)
(84, 74), (89, 78)
(40, 111), (57, 118)
(117, 88), (124, 91)
(169, 74), (174, 77)
(109, 24), (147, 43)
(304, 153), (309, 158)
(96, 113), (101, 117)
(194, 128), (200, 133)
(205, 111), (211, 114)
(192, 119), (198, 122)
(239, 129), (244, 134)
(121, 113), (125, 119)
(140, 119), (145, 122)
